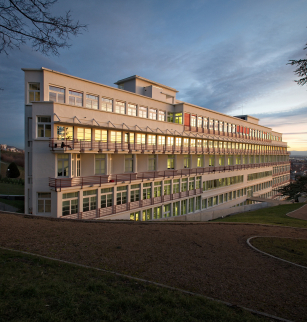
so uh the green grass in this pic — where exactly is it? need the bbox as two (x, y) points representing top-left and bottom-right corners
(251, 237), (307, 267)
(0, 182), (24, 195)
(212, 203), (307, 228)
(0, 198), (24, 213)
(0, 248), (268, 322)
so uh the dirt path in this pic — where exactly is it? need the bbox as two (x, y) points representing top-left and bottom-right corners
(1, 212), (307, 321)
(287, 203), (307, 220)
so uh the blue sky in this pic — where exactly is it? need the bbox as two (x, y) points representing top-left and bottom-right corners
(0, 0), (307, 152)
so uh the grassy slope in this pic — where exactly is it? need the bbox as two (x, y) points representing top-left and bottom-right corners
(212, 203), (307, 228)
(251, 237), (307, 267)
(0, 198), (24, 213)
(0, 182), (24, 195)
(0, 248), (267, 322)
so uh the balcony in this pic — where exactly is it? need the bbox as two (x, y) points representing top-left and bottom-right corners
(49, 162), (290, 192)
(49, 139), (289, 155)
(60, 188), (203, 220)
(272, 180), (290, 188)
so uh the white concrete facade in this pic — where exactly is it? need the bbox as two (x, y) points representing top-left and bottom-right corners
(23, 68), (290, 220)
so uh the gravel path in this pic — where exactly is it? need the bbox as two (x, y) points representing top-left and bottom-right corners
(1, 212), (307, 321)
(287, 204), (307, 221)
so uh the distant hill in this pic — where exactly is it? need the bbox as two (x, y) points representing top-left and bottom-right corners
(290, 151), (307, 157)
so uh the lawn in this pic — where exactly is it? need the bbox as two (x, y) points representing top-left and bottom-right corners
(0, 248), (268, 322)
(0, 182), (24, 195)
(0, 198), (24, 213)
(212, 203), (307, 228)
(250, 237), (307, 267)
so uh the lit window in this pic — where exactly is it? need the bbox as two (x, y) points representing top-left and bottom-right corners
(149, 108), (157, 120)
(37, 193), (51, 213)
(191, 115), (196, 127)
(158, 110), (165, 121)
(197, 117), (202, 128)
(143, 183), (151, 200)
(49, 86), (64, 103)
(57, 154), (69, 177)
(115, 101), (125, 114)
(95, 129), (107, 142)
(154, 181), (162, 197)
(57, 126), (73, 140)
(111, 131), (121, 143)
(130, 211), (140, 221)
(175, 113), (182, 124)
(163, 204), (171, 218)
(167, 155), (175, 169)
(158, 136), (165, 146)
(77, 128), (91, 141)
(139, 106), (147, 118)
(37, 116), (51, 138)
(117, 186), (127, 205)
(69, 90), (83, 106)
(101, 98), (113, 112)
(147, 135), (156, 146)
(142, 209), (151, 221)
(127, 103), (137, 116)
(164, 180), (171, 195)
(86, 94), (98, 109)
(197, 155), (203, 167)
(167, 112), (174, 122)
(29, 83), (40, 103)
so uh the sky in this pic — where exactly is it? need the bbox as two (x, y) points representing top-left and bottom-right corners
(0, 0), (307, 153)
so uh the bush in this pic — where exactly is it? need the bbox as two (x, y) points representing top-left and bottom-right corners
(6, 162), (20, 178)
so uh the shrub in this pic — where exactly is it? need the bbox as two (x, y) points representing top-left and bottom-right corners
(6, 162), (20, 178)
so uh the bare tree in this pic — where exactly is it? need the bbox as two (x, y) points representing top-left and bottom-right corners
(289, 43), (307, 86)
(0, 0), (86, 55)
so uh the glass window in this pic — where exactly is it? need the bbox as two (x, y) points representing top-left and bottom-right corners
(189, 198), (194, 213)
(127, 103), (137, 116)
(184, 155), (190, 168)
(153, 206), (162, 219)
(101, 97), (113, 112)
(158, 110), (165, 121)
(83, 190), (97, 212)
(148, 155), (156, 171)
(95, 154), (106, 175)
(115, 101), (125, 114)
(173, 179), (180, 193)
(117, 186), (127, 205)
(101, 188), (113, 208)
(62, 192), (78, 216)
(111, 131), (121, 143)
(69, 90), (83, 106)
(202, 198), (207, 209)
(37, 116), (51, 138)
(37, 192), (51, 213)
(173, 201), (180, 216)
(57, 126), (73, 140)
(197, 117), (202, 128)
(142, 209), (151, 221)
(163, 204), (171, 218)
(191, 115), (196, 127)
(158, 136), (165, 146)
(197, 155), (203, 168)
(143, 183), (151, 200)
(147, 135), (156, 146)
(95, 129), (107, 142)
(77, 128), (91, 141)
(167, 112), (174, 123)
(29, 83), (40, 102)
(49, 86), (64, 103)
(130, 211), (140, 221)
(167, 155), (175, 169)
(125, 154), (133, 173)
(149, 108), (157, 120)
(130, 184), (140, 202)
(154, 181), (162, 197)
(189, 177), (195, 190)
(139, 106), (147, 118)
(86, 94), (98, 109)
(181, 199), (187, 215)
(175, 113), (182, 124)
(57, 154), (69, 177)
(181, 178), (188, 192)
(164, 180), (171, 195)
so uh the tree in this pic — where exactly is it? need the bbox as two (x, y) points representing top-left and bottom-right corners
(288, 43), (307, 86)
(6, 162), (20, 178)
(278, 176), (307, 201)
(0, 0), (86, 55)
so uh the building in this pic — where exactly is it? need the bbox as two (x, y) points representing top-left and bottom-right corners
(0, 144), (7, 151)
(23, 68), (290, 219)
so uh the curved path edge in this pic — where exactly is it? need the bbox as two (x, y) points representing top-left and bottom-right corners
(0, 246), (293, 322)
(286, 203), (307, 221)
(247, 236), (307, 270)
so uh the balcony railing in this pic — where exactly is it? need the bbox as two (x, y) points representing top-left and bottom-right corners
(49, 139), (289, 155)
(49, 161), (290, 191)
(272, 179), (290, 188)
(60, 188), (203, 220)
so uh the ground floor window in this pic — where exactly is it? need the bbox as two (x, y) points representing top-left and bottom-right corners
(37, 192), (51, 213)
(101, 188), (113, 208)
(62, 192), (78, 216)
(83, 190), (97, 212)
(153, 206), (162, 219)
(130, 211), (140, 221)
(142, 209), (151, 221)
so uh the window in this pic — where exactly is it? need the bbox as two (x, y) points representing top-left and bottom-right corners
(202, 198), (207, 209)
(189, 177), (195, 190)
(139, 106), (147, 118)
(219, 194), (223, 204)
(111, 131), (121, 143)
(143, 183), (151, 200)
(86, 94), (98, 109)
(83, 190), (97, 212)
(101, 98), (113, 112)
(77, 128), (91, 141)
(142, 209), (151, 221)
(167, 112), (174, 122)
(95, 129), (107, 142)
(167, 155), (175, 169)
(181, 199), (187, 215)
(189, 198), (194, 213)
(197, 155), (203, 167)
(196, 196), (201, 211)
(203, 118), (208, 129)
(130, 184), (140, 202)
(173, 201), (180, 216)
(37, 116), (51, 138)
(62, 192), (78, 216)
(57, 154), (69, 177)
(196, 176), (201, 189)
(115, 101), (125, 114)
(117, 186), (127, 205)
(219, 156), (224, 166)
(175, 113), (182, 124)
(37, 193), (51, 213)
(95, 154), (106, 175)
(163, 204), (171, 218)
(158, 110), (165, 121)
(164, 180), (171, 195)
(57, 126), (73, 140)
(209, 155), (215, 166)
(125, 155), (133, 173)
(69, 90), (83, 106)
(49, 86), (64, 103)
(136, 133), (145, 145)
(76, 154), (81, 177)
(184, 155), (190, 168)
(29, 83), (40, 102)
(101, 188), (113, 208)
(154, 181), (162, 197)
(167, 137), (174, 146)
(149, 108), (157, 120)
(128, 103), (137, 116)
(197, 117), (202, 128)
(173, 179), (180, 193)
(148, 155), (156, 171)
(175, 137), (182, 147)
(130, 211), (140, 221)
(181, 178), (188, 192)
(158, 136), (165, 146)
(147, 135), (156, 146)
